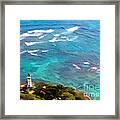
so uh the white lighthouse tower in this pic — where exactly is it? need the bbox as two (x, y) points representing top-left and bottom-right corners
(27, 73), (33, 88)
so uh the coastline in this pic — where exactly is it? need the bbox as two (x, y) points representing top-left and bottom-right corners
(20, 81), (91, 100)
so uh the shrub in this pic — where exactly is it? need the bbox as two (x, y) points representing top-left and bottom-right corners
(20, 93), (36, 100)
(61, 92), (76, 100)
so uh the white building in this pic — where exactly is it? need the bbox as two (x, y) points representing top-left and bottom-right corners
(27, 73), (33, 88)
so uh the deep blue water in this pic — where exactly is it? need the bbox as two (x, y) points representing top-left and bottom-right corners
(20, 20), (100, 100)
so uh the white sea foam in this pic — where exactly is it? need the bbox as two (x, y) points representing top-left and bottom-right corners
(73, 64), (81, 70)
(83, 62), (90, 65)
(20, 33), (43, 41)
(20, 37), (25, 41)
(90, 67), (97, 70)
(25, 42), (39, 46)
(49, 37), (70, 43)
(20, 50), (27, 54)
(54, 34), (60, 37)
(20, 29), (54, 40)
(41, 50), (48, 52)
(88, 66), (98, 72)
(61, 36), (67, 39)
(60, 26), (79, 36)
(66, 26), (79, 32)
(25, 41), (44, 46)
(28, 29), (54, 33)
(29, 53), (38, 56)
(21, 50), (39, 56)
(27, 49), (39, 56)
(39, 35), (45, 39)
(28, 50), (39, 53)
(49, 37), (58, 42)
(21, 32), (43, 37)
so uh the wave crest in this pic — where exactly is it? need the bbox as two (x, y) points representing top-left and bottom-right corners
(20, 29), (54, 40)
(66, 26), (79, 32)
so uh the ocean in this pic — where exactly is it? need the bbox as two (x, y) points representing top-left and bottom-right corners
(20, 20), (100, 100)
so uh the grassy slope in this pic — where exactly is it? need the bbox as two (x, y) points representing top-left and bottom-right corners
(20, 82), (87, 100)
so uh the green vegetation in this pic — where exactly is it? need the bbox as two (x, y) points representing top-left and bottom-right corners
(20, 82), (87, 100)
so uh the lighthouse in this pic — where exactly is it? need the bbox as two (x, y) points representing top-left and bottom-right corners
(27, 73), (33, 88)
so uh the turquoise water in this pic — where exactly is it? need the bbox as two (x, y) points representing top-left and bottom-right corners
(20, 20), (100, 100)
